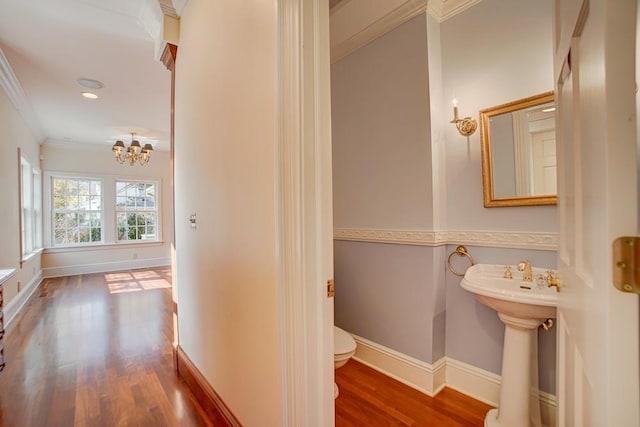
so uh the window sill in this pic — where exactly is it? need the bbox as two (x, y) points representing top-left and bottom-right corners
(21, 248), (43, 265)
(44, 241), (165, 254)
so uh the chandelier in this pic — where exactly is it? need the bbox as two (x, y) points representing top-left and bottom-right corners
(111, 133), (153, 166)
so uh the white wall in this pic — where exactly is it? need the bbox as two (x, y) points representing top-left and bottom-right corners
(0, 86), (42, 312)
(39, 143), (172, 276)
(173, 0), (282, 425)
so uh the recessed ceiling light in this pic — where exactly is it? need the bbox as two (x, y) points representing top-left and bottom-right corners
(77, 78), (105, 89)
(82, 91), (99, 99)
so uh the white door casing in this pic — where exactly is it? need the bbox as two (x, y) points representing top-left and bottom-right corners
(278, 0), (335, 425)
(554, 1), (640, 426)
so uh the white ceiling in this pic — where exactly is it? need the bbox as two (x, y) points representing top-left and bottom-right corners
(0, 0), (479, 153)
(0, 0), (171, 151)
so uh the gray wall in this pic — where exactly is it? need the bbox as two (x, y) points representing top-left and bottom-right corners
(334, 241), (446, 363)
(332, 0), (557, 395)
(332, 13), (433, 230)
(441, 0), (555, 232)
(332, 13), (446, 364)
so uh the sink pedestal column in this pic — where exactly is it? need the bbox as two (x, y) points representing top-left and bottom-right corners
(485, 313), (543, 427)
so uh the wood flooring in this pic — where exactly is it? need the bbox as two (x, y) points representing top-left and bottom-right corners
(335, 360), (493, 426)
(0, 268), (218, 427)
(0, 268), (492, 426)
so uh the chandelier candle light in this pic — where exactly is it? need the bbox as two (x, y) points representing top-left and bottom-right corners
(112, 133), (153, 166)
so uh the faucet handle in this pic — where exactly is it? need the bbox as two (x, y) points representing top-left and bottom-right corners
(503, 266), (513, 279)
(546, 270), (561, 292)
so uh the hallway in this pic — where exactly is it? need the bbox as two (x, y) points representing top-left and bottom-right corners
(0, 268), (217, 426)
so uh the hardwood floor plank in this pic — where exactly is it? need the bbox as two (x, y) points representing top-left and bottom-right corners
(0, 267), (493, 426)
(0, 269), (212, 427)
(335, 360), (493, 426)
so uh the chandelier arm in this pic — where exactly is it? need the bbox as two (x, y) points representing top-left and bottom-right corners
(112, 133), (153, 166)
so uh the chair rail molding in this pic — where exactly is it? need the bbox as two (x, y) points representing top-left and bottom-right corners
(333, 228), (558, 251)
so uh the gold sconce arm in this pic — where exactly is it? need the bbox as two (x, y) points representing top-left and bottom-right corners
(450, 99), (477, 137)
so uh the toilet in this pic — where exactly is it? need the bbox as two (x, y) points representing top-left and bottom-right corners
(334, 326), (357, 398)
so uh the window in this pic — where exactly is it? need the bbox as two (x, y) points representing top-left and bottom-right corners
(52, 177), (103, 245)
(20, 156), (43, 257)
(45, 173), (161, 248)
(115, 181), (158, 241)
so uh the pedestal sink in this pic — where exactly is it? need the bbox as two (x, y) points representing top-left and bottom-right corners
(461, 263), (557, 427)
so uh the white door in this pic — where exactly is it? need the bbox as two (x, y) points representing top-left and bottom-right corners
(531, 130), (557, 195)
(554, 1), (640, 426)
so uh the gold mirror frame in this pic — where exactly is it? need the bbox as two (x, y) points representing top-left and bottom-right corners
(479, 91), (556, 207)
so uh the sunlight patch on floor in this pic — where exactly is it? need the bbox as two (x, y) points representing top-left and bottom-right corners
(105, 269), (171, 294)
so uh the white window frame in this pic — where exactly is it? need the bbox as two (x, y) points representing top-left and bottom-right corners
(115, 179), (160, 242)
(19, 153), (43, 261)
(48, 175), (104, 247)
(44, 171), (162, 249)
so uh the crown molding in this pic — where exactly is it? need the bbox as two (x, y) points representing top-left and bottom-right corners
(333, 228), (558, 250)
(0, 48), (45, 143)
(330, 0), (427, 64)
(427, 0), (482, 22)
(171, 0), (189, 16)
(329, 0), (482, 64)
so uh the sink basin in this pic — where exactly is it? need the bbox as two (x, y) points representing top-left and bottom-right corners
(460, 263), (558, 427)
(461, 264), (557, 320)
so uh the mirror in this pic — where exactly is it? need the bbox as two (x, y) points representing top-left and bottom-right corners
(479, 91), (556, 207)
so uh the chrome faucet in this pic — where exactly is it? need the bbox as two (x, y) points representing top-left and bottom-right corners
(517, 260), (532, 282)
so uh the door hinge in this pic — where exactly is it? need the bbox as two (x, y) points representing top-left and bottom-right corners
(327, 279), (335, 298)
(613, 237), (640, 294)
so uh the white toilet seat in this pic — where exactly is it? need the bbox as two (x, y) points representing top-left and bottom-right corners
(334, 326), (356, 356)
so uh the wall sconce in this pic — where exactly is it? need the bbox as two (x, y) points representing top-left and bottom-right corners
(450, 98), (477, 137)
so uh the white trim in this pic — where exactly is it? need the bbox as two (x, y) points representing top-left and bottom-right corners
(445, 357), (501, 405)
(278, 0), (334, 425)
(446, 358), (557, 427)
(42, 258), (170, 278)
(171, 0), (189, 16)
(330, 0), (427, 64)
(427, 0), (482, 22)
(4, 271), (43, 327)
(44, 241), (165, 254)
(0, 48), (45, 143)
(351, 334), (446, 396)
(350, 334), (557, 427)
(278, 0), (306, 424)
(329, 0), (481, 64)
(333, 228), (558, 250)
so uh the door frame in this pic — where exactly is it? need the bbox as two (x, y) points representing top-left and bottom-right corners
(278, 0), (335, 425)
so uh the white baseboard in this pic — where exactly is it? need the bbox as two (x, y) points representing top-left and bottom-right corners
(42, 258), (171, 278)
(351, 334), (446, 396)
(350, 333), (557, 427)
(445, 357), (501, 405)
(4, 271), (43, 327)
